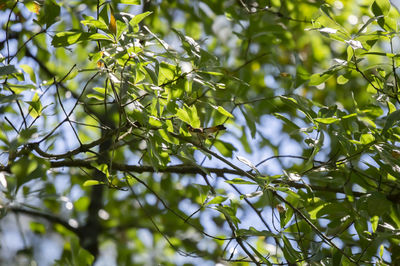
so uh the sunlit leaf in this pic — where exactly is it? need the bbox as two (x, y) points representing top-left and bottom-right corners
(83, 180), (104, 186)
(121, 0), (141, 4)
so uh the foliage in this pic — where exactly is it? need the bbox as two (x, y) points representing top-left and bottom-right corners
(0, 0), (400, 265)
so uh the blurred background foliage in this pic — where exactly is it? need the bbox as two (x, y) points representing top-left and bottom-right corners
(1, 0), (400, 265)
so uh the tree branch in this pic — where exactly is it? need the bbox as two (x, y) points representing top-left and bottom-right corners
(9, 206), (80, 235)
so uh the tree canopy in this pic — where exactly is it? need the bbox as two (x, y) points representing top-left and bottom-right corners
(1, 0), (400, 265)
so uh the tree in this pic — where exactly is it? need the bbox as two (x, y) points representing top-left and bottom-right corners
(0, 0), (399, 264)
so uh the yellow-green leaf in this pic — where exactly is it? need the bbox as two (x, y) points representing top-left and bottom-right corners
(360, 133), (375, 144)
(83, 180), (104, 187)
(315, 117), (340, 124)
(214, 105), (234, 118)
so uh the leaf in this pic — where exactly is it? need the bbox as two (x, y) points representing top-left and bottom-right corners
(52, 31), (91, 47)
(214, 140), (236, 157)
(236, 227), (276, 237)
(20, 64), (36, 83)
(207, 196), (228, 205)
(81, 16), (109, 32)
(158, 129), (179, 144)
(38, 0), (60, 27)
(121, 0), (141, 4)
(273, 113), (300, 131)
(361, 52), (398, 57)
(158, 61), (176, 85)
(308, 73), (333, 86)
(367, 192), (391, 216)
(225, 178), (256, 185)
(214, 105), (234, 118)
(282, 235), (301, 263)
(382, 109), (400, 135)
(11, 156), (49, 192)
(372, 0), (391, 17)
(83, 180), (104, 187)
(198, 71), (223, 76)
(109, 6), (117, 35)
(371, 215), (379, 233)
(360, 133), (375, 144)
(176, 104), (200, 128)
(307, 131), (324, 165)
(69, 235), (95, 265)
(248, 244), (271, 264)
(30, 221), (46, 235)
(0, 65), (18, 76)
(240, 105), (257, 138)
(5, 83), (36, 93)
(26, 93), (42, 119)
(356, 15), (384, 36)
(337, 75), (349, 85)
(315, 117), (340, 124)
(387, 101), (396, 114)
(25, 1), (41, 14)
(129, 11), (152, 32)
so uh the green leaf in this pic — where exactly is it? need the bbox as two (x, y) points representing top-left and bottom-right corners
(20, 64), (36, 83)
(382, 109), (400, 135)
(81, 16), (109, 32)
(38, 0), (60, 27)
(387, 101), (396, 114)
(225, 178), (256, 185)
(52, 31), (91, 47)
(129, 11), (152, 32)
(207, 196), (228, 205)
(248, 243), (271, 264)
(236, 227), (276, 237)
(89, 164), (110, 180)
(30, 221), (46, 235)
(88, 33), (114, 41)
(372, 0), (391, 16)
(86, 93), (104, 101)
(367, 192), (391, 216)
(240, 105), (257, 138)
(356, 15), (384, 35)
(273, 113), (300, 131)
(214, 139), (236, 157)
(309, 73), (333, 86)
(214, 105), (234, 118)
(371, 215), (379, 232)
(6, 83), (36, 93)
(337, 75), (349, 85)
(74, 196), (90, 211)
(83, 180), (104, 187)
(360, 133), (375, 144)
(121, 0), (141, 4)
(315, 117), (340, 124)
(176, 104), (200, 128)
(158, 61), (176, 85)
(158, 129), (179, 144)
(307, 131), (324, 165)
(371, 0), (392, 29)
(26, 93), (42, 119)
(282, 235), (301, 263)
(0, 65), (19, 76)
(11, 156), (49, 191)
(70, 235), (94, 265)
